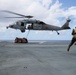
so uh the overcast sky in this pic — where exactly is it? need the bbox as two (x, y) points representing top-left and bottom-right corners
(0, 0), (76, 40)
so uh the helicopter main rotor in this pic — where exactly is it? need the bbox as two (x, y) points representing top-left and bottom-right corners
(2, 10), (33, 19)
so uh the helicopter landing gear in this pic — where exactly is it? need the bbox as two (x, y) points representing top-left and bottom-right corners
(56, 31), (60, 35)
(6, 27), (8, 29)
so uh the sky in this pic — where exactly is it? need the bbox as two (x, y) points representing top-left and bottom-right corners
(0, 0), (76, 40)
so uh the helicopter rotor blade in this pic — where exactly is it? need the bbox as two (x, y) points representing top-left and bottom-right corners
(2, 10), (33, 18)
(4, 17), (25, 18)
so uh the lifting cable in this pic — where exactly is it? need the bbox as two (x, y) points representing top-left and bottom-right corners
(26, 30), (30, 38)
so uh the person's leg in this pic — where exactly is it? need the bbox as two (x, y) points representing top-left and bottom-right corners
(67, 38), (75, 51)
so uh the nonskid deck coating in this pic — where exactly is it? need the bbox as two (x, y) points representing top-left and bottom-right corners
(0, 42), (76, 75)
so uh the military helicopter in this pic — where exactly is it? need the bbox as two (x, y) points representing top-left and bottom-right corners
(2, 10), (71, 35)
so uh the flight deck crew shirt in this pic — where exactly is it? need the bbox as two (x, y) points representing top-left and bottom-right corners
(72, 28), (76, 38)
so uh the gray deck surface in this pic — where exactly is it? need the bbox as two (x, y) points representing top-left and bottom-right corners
(0, 41), (76, 75)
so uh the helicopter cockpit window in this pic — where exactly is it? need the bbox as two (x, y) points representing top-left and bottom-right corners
(21, 22), (24, 26)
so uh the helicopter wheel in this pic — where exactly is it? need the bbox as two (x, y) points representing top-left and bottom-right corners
(6, 27), (8, 29)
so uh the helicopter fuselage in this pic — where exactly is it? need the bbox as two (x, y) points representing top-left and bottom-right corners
(7, 18), (71, 34)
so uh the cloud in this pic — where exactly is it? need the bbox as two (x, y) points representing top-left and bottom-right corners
(0, 0), (76, 23)
(0, 0), (34, 10)
(66, 7), (76, 17)
(26, 2), (49, 19)
(37, 0), (52, 9)
(0, 0), (76, 40)
(0, 27), (6, 33)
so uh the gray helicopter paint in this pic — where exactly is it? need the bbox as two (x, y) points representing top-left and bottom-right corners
(7, 19), (71, 33)
(2, 10), (71, 33)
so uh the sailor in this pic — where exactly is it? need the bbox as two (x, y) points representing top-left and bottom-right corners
(67, 27), (76, 51)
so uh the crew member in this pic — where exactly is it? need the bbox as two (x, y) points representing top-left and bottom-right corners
(67, 27), (76, 51)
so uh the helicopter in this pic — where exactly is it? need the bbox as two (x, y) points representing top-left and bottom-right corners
(2, 10), (71, 35)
